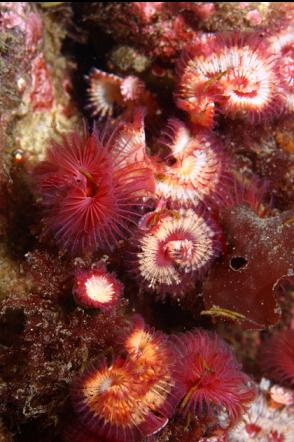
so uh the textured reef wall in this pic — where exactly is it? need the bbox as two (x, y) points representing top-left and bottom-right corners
(0, 3), (294, 442)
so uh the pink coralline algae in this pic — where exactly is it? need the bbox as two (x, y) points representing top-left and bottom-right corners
(30, 53), (55, 112)
(0, 2), (44, 113)
(0, 3), (42, 52)
(0, 2), (55, 115)
(78, 3), (294, 62)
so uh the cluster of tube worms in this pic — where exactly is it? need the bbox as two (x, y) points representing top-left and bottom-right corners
(1, 3), (294, 442)
(29, 20), (294, 441)
(64, 316), (254, 441)
(33, 109), (227, 298)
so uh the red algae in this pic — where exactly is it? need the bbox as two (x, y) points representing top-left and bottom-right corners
(24, 249), (73, 301)
(78, 3), (197, 63)
(0, 291), (129, 428)
(77, 3), (293, 62)
(63, 421), (108, 442)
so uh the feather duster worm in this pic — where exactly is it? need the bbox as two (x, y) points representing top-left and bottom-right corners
(133, 207), (223, 297)
(226, 175), (272, 218)
(260, 329), (294, 387)
(73, 262), (123, 311)
(71, 318), (179, 441)
(120, 75), (145, 102)
(228, 392), (294, 442)
(268, 29), (294, 113)
(152, 119), (230, 208)
(86, 68), (150, 118)
(175, 34), (222, 128)
(111, 108), (149, 166)
(176, 33), (282, 127)
(33, 122), (155, 255)
(86, 68), (122, 118)
(173, 329), (255, 424)
(123, 315), (181, 419)
(72, 358), (154, 442)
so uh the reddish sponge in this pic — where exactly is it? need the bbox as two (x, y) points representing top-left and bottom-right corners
(33, 123), (155, 255)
